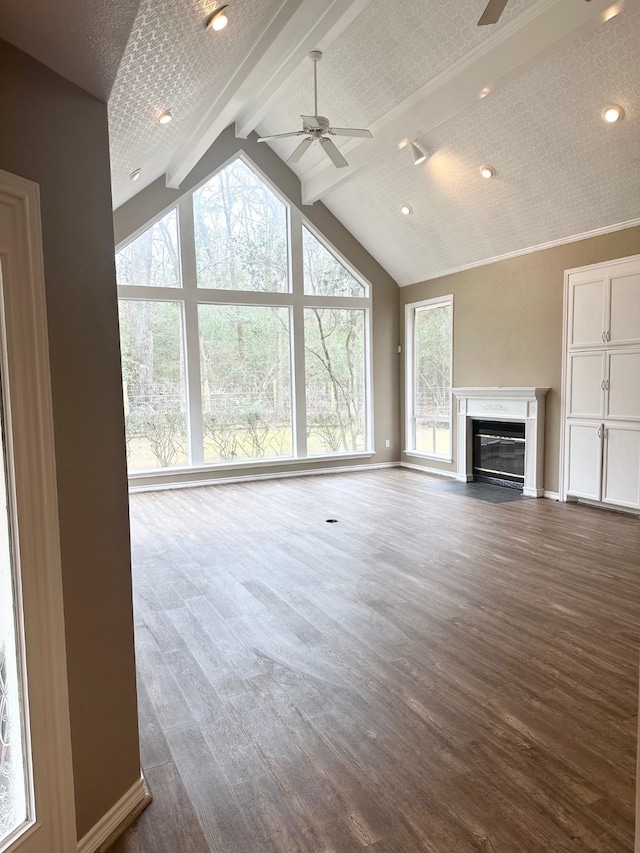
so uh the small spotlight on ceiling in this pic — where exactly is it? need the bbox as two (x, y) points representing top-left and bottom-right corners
(400, 204), (413, 216)
(602, 105), (625, 123)
(129, 168), (141, 182)
(206, 5), (229, 31)
(159, 111), (173, 125)
(410, 142), (429, 166)
(480, 165), (495, 179)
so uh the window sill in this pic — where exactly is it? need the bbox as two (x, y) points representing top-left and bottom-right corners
(128, 451), (376, 479)
(403, 450), (453, 464)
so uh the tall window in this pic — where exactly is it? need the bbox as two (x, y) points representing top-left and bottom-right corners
(406, 296), (453, 459)
(116, 156), (371, 475)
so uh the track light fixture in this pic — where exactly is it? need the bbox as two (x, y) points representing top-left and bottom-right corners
(410, 142), (429, 166)
(206, 5), (229, 31)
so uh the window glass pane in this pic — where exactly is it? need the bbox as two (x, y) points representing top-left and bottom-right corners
(119, 301), (188, 470)
(116, 210), (180, 288)
(0, 400), (29, 844)
(194, 160), (288, 292)
(305, 308), (366, 454)
(413, 302), (452, 456)
(199, 305), (292, 462)
(303, 227), (365, 297)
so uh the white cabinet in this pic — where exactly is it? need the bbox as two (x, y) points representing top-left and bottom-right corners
(563, 255), (640, 511)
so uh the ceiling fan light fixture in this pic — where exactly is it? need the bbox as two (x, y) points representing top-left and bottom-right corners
(410, 142), (429, 166)
(206, 5), (229, 31)
(158, 111), (173, 125)
(602, 105), (624, 123)
(400, 204), (413, 216)
(129, 168), (142, 182)
(480, 165), (495, 179)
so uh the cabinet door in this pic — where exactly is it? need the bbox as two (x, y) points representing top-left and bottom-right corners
(606, 349), (640, 421)
(568, 352), (605, 418)
(609, 269), (640, 346)
(602, 425), (640, 509)
(565, 422), (603, 500)
(568, 277), (607, 348)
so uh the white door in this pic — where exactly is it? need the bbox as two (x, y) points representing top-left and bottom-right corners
(567, 352), (606, 419)
(602, 425), (640, 510)
(565, 421), (603, 501)
(568, 277), (607, 348)
(0, 172), (76, 853)
(609, 269), (640, 346)
(606, 349), (640, 422)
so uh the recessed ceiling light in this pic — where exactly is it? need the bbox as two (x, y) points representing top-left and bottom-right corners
(602, 105), (625, 123)
(129, 168), (141, 182)
(400, 204), (413, 216)
(480, 165), (495, 179)
(159, 111), (173, 125)
(206, 5), (229, 30)
(410, 142), (429, 166)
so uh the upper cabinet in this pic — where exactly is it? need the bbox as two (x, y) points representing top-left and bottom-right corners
(568, 258), (640, 349)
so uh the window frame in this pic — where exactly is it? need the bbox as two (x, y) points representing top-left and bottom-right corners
(404, 294), (454, 462)
(116, 153), (373, 477)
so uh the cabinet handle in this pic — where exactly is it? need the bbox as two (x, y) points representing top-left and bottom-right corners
(606, 330), (611, 342)
(597, 426), (603, 438)
(605, 379), (610, 391)
(604, 428), (608, 440)
(602, 331), (606, 342)
(601, 380), (606, 390)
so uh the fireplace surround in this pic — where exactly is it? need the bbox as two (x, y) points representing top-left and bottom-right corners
(452, 388), (550, 497)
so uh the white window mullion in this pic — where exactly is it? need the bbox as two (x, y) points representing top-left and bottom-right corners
(290, 207), (307, 458)
(178, 197), (204, 467)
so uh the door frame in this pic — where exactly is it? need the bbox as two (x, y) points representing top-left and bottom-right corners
(0, 169), (76, 851)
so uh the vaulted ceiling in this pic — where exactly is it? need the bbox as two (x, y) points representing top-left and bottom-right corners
(108, 0), (640, 285)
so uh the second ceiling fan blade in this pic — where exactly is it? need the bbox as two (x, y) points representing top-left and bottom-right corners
(330, 127), (373, 138)
(478, 0), (508, 25)
(257, 131), (305, 141)
(320, 137), (348, 168)
(288, 136), (313, 165)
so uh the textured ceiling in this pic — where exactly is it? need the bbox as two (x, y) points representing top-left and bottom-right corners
(109, 0), (283, 208)
(0, 0), (141, 100)
(258, 0), (531, 171)
(321, 5), (640, 284)
(109, 0), (640, 285)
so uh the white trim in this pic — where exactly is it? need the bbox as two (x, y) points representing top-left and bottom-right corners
(400, 460), (459, 479)
(400, 218), (640, 287)
(0, 170), (76, 852)
(544, 490), (561, 500)
(402, 450), (452, 463)
(77, 776), (148, 853)
(129, 461), (399, 493)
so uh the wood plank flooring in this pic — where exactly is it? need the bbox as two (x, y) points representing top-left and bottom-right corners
(108, 470), (640, 853)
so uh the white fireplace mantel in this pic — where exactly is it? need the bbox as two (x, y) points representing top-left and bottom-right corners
(452, 387), (550, 497)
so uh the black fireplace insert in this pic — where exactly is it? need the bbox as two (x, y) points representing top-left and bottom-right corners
(472, 420), (525, 490)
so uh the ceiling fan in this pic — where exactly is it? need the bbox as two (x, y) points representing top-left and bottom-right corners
(478, 0), (591, 25)
(257, 51), (372, 169)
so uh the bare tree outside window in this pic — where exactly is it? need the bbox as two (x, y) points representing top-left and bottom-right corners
(199, 305), (292, 462)
(413, 302), (452, 456)
(194, 159), (288, 293)
(116, 209), (180, 288)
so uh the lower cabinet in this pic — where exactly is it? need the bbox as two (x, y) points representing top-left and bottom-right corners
(566, 420), (640, 510)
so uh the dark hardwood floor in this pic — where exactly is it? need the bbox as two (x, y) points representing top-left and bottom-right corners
(109, 469), (640, 853)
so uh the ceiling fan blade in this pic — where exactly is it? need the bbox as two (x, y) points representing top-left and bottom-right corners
(287, 136), (313, 165)
(320, 137), (348, 169)
(478, 0), (508, 25)
(330, 127), (373, 138)
(257, 131), (305, 142)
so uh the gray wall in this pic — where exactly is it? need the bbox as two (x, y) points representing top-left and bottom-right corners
(114, 124), (401, 485)
(0, 41), (140, 839)
(399, 225), (640, 493)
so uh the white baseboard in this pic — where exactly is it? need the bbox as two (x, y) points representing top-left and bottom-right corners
(400, 461), (458, 479)
(129, 461), (400, 493)
(544, 490), (561, 501)
(78, 775), (149, 853)
(523, 487), (545, 498)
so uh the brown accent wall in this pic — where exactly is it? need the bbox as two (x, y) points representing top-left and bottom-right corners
(0, 41), (140, 839)
(400, 227), (640, 493)
(114, 125), (401, 484)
